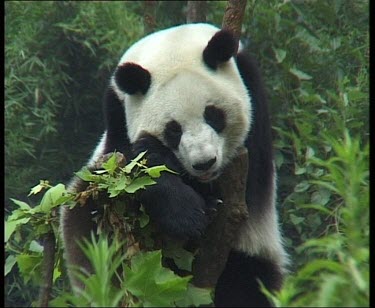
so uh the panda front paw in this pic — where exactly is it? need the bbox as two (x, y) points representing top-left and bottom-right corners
(139, 175), (213, 239)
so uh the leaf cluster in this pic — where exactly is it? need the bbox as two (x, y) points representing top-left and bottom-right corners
(5, 153), (212, 307)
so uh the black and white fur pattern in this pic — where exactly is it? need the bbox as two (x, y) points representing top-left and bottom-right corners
(60, 23), (288, 307)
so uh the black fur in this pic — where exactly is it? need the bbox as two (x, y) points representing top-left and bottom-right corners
(103, 87), (131, 157)
(236, 52), (275, 214)
(192, 157), (216, 171)
(215, 251), (283, 307)
(203, 30), (237, 69)
(204, 105), (226, 133)
(163, 120), (183, 150)
(132, 134), (218, 239)
(114, 62), (151, 95)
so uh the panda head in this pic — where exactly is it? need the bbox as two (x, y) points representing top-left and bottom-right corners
(111, 24), (251, 182)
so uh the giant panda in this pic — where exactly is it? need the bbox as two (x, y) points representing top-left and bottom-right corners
(60, 23), (288, 307)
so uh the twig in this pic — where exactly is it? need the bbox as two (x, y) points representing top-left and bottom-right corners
(38, 231), (56, 307)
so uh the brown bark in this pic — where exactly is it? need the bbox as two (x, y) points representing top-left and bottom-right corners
(38, 232), (56, 307)
(143, 1), (157, 34)
(192, 147), (249, 287)
(186, 1), (207, 23)
(222, 0), (247, 52)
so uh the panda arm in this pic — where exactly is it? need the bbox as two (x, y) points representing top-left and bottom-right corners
(132, 134), (216, 239)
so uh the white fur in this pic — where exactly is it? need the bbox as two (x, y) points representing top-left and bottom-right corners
(86, 131), (107, 167)
(110, 24), (251, 176)
(234, 170), (289, 272)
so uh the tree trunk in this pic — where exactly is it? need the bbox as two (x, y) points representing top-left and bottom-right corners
(222, 0), (247, 52)
(143, 1), (157, 34)
(192, 147), (249, 287)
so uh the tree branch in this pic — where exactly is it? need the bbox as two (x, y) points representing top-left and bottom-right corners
(222, 0), (247, 52)
(143, 1), (157, 34)
(192, 147), (249, 287)
(38, 231), (56, 307)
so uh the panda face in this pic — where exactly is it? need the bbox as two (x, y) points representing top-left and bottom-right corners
(111, 24), (252, 182)
(123, 70), (250, 182)
(163, 105), (226, 182)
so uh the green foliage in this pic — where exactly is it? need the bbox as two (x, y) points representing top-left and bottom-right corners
(75, 152), (174, 198)
(5, 1), (143, 201)
(5, 153), (212, 307)
(243, 0), (368, 254)
(49, 237), (211, 308)
(124, 250), (191, 307)
(270, 132), (369, 307)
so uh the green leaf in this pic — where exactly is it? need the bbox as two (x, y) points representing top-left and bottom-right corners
(305, 147), (315, 160)
(36, 183), (67, 213)
(300, 204), (332, 216)
(310, 189), (331, 206)
(53, 266), (61, 283)
(294, 181), (311, 192)
(75, 167), (98, 182)
(6, 208), (29, 222)
(125, 176), (156, 193)
(176, 284), (213, 307)
(289, 67), (313, 80)
(123, 151), (147, 173)
(9, 198), (31, 210)
(163, 243), (195, 272)
(5, 255), (17, 276)
(290, 213), (305, 225)
(124, 250), (190, 307)
(108, 175), (129, 197)
(273, 48), (286, 63)
(17, 253), (43, 284)
(28, 182), (46, 196)
(29, 240), (44, 253)
(295, 167), (306, 175)
(5, 218), (30, 242)
(102, 152), (118, 175)
(139, 206), (150, 228)
(144, 165), (177, 178)
(297, 259), (344, 279)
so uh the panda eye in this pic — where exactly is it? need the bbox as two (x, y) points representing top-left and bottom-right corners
(204, 105), (226, 133)
(164, 120), (182, 149)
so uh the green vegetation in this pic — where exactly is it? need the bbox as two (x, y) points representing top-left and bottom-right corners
(5, 1), (368, 307)
(6, 152), (212, 307)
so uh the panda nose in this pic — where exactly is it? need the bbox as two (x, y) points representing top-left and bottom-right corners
(192, 157), (217, 171)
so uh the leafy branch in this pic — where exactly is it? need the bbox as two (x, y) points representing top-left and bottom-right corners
(5, 152), (213, 307)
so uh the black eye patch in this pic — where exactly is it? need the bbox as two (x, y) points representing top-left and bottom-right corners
(204, 105), (226, 133)
(164, 120), (182, 149)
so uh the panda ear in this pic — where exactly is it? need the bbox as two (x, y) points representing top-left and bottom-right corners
(114, 62), (151, 95)
(203, 30), (238, 70)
